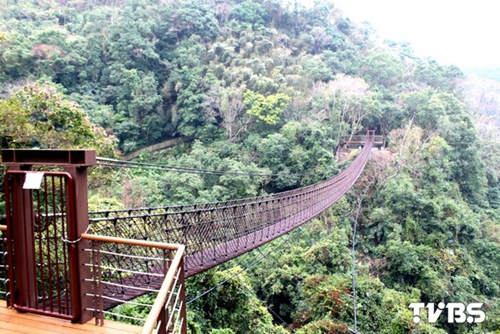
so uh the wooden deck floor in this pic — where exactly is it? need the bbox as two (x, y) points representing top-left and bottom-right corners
(0, 301), (142, 334)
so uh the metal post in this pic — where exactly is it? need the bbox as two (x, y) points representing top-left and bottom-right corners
(64, 164), (94, 323)
(179, 258), (187, 334)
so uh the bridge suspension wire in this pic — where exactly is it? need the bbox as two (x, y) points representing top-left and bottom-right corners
(237, 277), (291, 329)
(95, 156), (305, 178)
(186, 226), (304, 306)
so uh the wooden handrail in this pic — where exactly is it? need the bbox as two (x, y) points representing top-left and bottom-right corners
(141, 244), (185, 334)
(81, 233), (182, 251)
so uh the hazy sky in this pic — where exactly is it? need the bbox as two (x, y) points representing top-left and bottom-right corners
(301, 0), (500, 70)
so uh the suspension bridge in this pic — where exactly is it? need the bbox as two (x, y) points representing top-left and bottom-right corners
(0, 131), (375, 333)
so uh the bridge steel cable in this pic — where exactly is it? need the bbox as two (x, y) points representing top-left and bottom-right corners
(89, 132), (375, 276)
(95, 156), (305, 178)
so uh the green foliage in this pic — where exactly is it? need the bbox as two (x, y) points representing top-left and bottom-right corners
(230, 1), (269, 29)
(106, 294), (154, 325)
(158, 0), (219, 43)
(1, 1), (499, 333)
(107, 4), (160, 71)
(111, 68), (164, 152)
(0, 82), (116, 155)
(88, 194), (123, 212)
(0, 94), (32, 147)
(403, 89), (487, 202)
(415, 58), (464, 90)
(297, 274), (417, 333)
(186, 267), (287, 334)
(92, 140), (273, 207)
(244, 90), (290, 126)
(295, 321), (351, 334)
(358, 51), (404, 87)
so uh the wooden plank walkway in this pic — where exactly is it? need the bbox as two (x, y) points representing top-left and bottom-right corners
(0, 301), (142, 334)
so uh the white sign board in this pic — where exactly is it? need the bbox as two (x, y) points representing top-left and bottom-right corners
(23, 172), (45, 190)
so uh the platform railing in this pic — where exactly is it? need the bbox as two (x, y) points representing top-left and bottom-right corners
(0, 224), (8, 302)
(141, 244), (186, 334)
(81, 233), (186, 333)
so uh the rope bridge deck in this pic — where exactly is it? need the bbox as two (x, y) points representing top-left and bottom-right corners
(88, 132), (374, 279)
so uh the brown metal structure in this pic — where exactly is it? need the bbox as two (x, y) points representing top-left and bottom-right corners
(2, 149), (96, 324)
(89, 132), (375, 278)
(1, 131), (374, 328)
(341, 133), (385, 149)
(0, 224), (8, 302)
(4, 171), (77, 319)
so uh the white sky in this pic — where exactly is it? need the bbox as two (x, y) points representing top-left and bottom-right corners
(297, 0), (500, 69)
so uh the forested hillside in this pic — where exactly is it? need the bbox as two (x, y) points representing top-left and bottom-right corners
(1, 0), (499, 333)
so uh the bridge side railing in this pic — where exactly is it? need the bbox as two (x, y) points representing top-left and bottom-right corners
(80, 233), (186, 334)
(88, 132), (375, 276)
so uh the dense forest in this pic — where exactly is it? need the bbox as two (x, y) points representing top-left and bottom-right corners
(1, 0), (500, 333)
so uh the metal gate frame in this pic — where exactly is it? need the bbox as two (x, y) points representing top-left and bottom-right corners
(4, 170), (80, 320)
(2, 149), (96, 324)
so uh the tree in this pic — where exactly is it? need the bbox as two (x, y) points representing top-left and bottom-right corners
(458, 76), (500, 183)
(402, 88), (487, 202)
(107, 2), (161, 72)
(230, 0), (269, 29)
(111, 68), (164, 152)
(0, 82), (116, 155)
(218, 86), (248, 141)
(309, 75), (380, 156)
(162, 37), (220, 139)
(157, 0), (220, 44)
(244, 90), (290, 126)
(186, 267), (287, 333)
(358, 51), (404, 88)
(414, 58), (463, 90)
(0, 32), (36, 81)
(173, 66), (218, 138)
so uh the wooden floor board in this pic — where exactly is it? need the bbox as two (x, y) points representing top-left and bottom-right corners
(0, 301), (142, 334)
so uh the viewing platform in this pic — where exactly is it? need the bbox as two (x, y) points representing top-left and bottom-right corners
(0, 301), (141, 334)
(341, 134), (385, 149)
